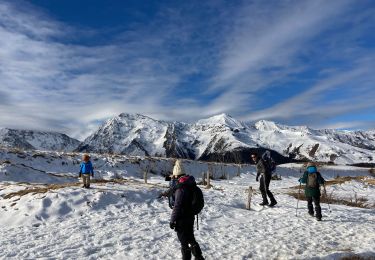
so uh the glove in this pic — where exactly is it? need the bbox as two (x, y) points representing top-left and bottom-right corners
(79, 173), (82, 178)
(91, 174), (94, 177)
(256, 176), (259, 182)
(169, 222), (176, 230)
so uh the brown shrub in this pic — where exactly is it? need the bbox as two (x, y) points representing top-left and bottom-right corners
(287, 190), (372, 209)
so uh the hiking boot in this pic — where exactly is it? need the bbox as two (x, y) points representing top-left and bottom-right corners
(316, 217), (322, 221)
(269, 200), (277, 207)
(259, 201), (269, 206)
(308, 211), (314, 217)
(181, 248), (192, 260)
(82, 185), (86, 188)
(191, 244), (204, 260)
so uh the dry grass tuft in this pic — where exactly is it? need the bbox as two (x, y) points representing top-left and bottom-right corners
(288, 176), (374, 190)
(2, 178), (166, 199)
(3, 183), (81, 199)
(287, 191), (372, 209)
(340, 254), (375, 260)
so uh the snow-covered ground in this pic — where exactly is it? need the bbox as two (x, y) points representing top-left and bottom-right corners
(0, 149), (374, 259)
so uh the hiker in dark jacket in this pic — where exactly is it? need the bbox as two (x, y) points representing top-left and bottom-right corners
(170, 160), (204, 260)
(79, 154), (94, 189)
(299, 162), (325, 221)
(251, 153), (277, 207)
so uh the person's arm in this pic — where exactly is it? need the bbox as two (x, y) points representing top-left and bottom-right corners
(299, 172), (307, 184)
(170, 188), (184, 224)
(158, 187), (172, 198)
(79, 163), (82, 177)
(90, 162), (94, 176)
(317, 172), (325, 184)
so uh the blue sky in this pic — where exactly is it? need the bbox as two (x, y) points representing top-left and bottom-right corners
(0, 0), (374, 139)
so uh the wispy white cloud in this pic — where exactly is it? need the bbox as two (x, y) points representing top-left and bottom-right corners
(0, 0), (374, 140)
(212, 0), (352, 89)
(316, 121), (375, 131)
(245, 59), (375, 124)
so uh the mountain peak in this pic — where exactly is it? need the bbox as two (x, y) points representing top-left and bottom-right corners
(117, 113), (163, 122)
(254, 120), (280, 131)
(197, 113), (243, 128)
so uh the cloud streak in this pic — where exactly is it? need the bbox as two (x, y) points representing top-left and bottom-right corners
(0, 0), (374, 139)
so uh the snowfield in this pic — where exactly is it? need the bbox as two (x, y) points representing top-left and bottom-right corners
(0, 149), (374, 259)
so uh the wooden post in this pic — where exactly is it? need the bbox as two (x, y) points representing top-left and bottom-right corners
(144, 170), (148, 184)
(246, 186), (253, 210)
(202, 172), (206, 186)
(206, 165), (211, 189)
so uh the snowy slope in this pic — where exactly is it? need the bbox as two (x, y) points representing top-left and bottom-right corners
(0, 168), (374, 259)
(0, 128), (80, 152)
(78, 113), (375, 165)
(0, 148), (247, 184)
(0, 147), (374, 259)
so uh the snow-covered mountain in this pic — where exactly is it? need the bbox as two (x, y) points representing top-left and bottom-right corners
(77, 113), (375, 165)
(0, 128), (80, 152)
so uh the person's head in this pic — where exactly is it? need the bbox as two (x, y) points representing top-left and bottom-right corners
(172, 159), (186, 178)
(82, 154), (90, 162)
(251, 153), (259, 162)
(306, 162), (318, 173)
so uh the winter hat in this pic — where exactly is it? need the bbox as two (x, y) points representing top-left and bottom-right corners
(306, 162), (317, 173)
(172, 159), (186, 177)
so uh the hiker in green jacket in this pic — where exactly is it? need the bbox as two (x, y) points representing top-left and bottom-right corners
(299, 162), (325, 221)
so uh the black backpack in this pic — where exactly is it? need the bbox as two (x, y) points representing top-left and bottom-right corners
(262, 151), (276, 173)
(191, 185), (204, 215)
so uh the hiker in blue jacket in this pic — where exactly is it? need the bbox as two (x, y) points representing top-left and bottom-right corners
(79, 154), (94, 188)
(299, 162), (325, 221)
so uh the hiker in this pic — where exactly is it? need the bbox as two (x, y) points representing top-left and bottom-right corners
(170, 160), (204, 260)
(79, 154), (94, 188)
(251, 152), (277, 207)
(299, 162), (325, 221)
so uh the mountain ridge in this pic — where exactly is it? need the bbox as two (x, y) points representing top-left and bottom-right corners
(0, 128), (81, 152)
(76, 113), (375, 164)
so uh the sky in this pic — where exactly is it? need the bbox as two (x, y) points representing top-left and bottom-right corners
(0, 0), (374, 140)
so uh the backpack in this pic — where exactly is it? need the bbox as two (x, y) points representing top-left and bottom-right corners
(262, 151), (276, 173)
(191, 185), (204, 215)
(307, 173), (318, 188)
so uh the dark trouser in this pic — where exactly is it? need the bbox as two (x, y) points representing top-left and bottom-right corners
(176, 217), (204, 260)
(307, 196), (322, 219)
(259, 175), (276, 204)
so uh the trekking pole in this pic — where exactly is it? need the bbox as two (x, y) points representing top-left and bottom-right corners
(323, 183), (331, 213)
(296, 182), (302, 217)
(196, 214), (199, 230)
